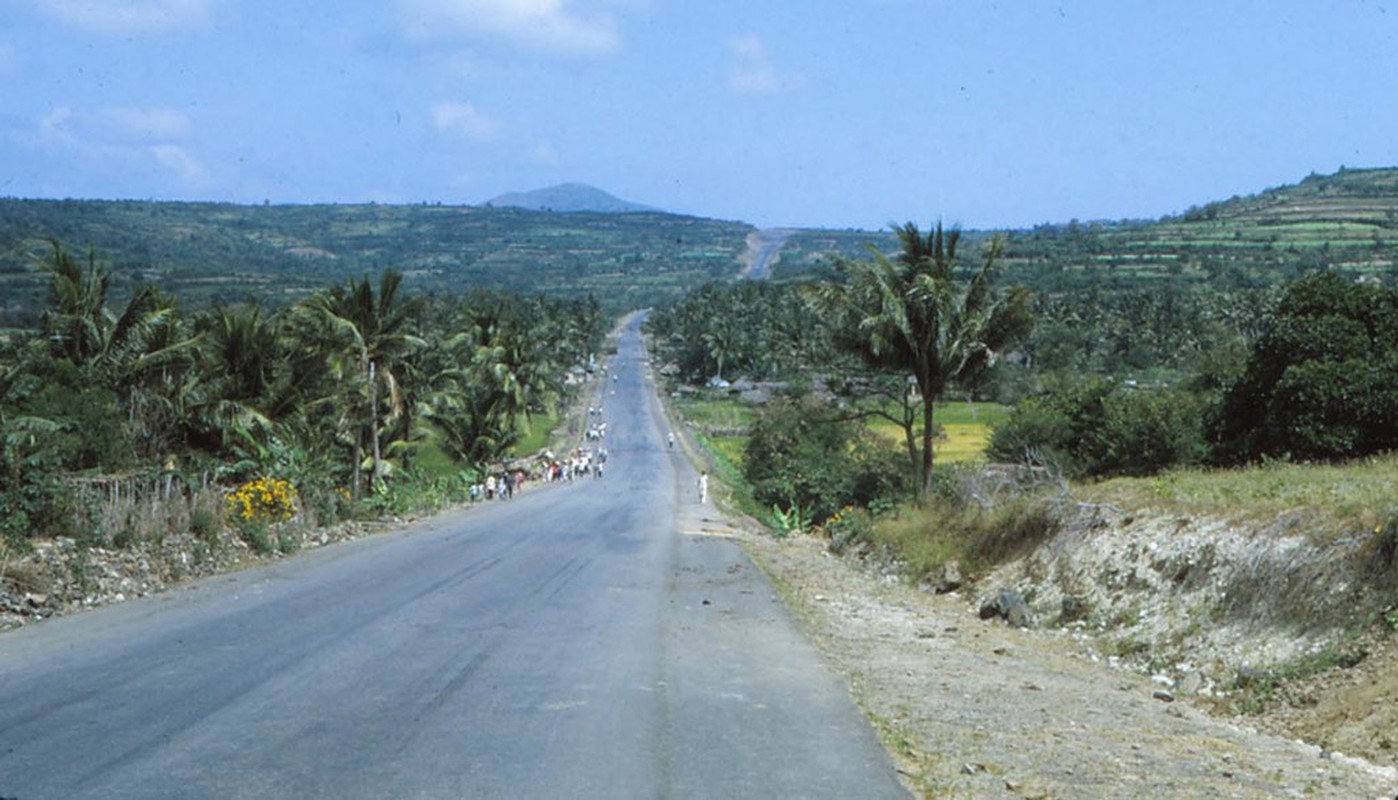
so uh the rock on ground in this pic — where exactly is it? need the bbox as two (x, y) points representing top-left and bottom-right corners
(735, 527), (1398, 799)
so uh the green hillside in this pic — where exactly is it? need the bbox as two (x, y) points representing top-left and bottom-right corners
(5, 167), (1398, 330)
(999, 167), (1398, 289)
(0, 199), (754, 325)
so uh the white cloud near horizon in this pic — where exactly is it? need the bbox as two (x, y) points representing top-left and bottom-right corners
(99, 107), (193, 141)
(34, 104), (210, 187)
(37, 0), (213, 36)
(401, 0), (622, 56)
(727, 33), (785, 94)
(431, 100), (501, 141)
(149, 143), (210, 183)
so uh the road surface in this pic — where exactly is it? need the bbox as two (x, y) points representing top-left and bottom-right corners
(0, 316), (906, 799)
(739, 229), (792, 280)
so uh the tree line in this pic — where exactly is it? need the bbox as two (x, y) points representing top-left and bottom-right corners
(647, 223), (1398, 522)
(0, 241), (606, 542)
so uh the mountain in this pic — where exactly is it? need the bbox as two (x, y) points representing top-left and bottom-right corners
(486, 183), (659, 214)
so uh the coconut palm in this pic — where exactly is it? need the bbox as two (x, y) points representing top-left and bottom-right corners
(808, 222), (1032, 497)
(297, 271), (425, 497)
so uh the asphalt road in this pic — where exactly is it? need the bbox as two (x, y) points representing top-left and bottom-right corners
(0, 316), (906, 799)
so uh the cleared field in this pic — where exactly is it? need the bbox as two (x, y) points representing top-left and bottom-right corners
(675, 393), (1007, 468)
(867, 401), (1010, 463)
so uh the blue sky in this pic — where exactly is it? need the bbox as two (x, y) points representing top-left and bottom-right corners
(1, 1), (1396, 231)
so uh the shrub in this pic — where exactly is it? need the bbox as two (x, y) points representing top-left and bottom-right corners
(226, 477), (299, 525)
(743, 393), (855, 524)
(1086, 388), (1207, 477)
(825, 505), (874, 555)
(743, 391), (908, 524)
(990, 380), (1206, 479)
(986, 399), (1076, 472)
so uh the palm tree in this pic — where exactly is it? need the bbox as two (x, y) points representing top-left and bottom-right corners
(419, 300), (561, 469)
(297, 271), (424, 497)
(34, 242), (202, 461)
(34, 240), (112, 366)
(808, 222), (1032, 498)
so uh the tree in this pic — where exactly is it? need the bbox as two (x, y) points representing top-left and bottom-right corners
(34, 240), (110, 366)
(1210, 271), (1398, 462)
(808, 222), (1032, 497)
(297, 271), (425, 497)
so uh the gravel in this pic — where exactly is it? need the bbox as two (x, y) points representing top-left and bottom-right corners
(734, 525), (1398, 799)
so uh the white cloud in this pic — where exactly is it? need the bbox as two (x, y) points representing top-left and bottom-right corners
(39, 105), (192, 144)
(431, 100), (500, 141)
(31, 104), (209, 187)
(99, 107), (193, 141)
(150, 143), (210, 182)
(38, 0), (213, 36)
(727, 34), (786, 94)
(402, 0), (621, 56)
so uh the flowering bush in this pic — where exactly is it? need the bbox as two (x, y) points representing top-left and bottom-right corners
(225, 477), (299, 525)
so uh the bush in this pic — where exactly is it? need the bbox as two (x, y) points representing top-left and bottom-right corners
(1087, 388), (1207, 477)
(225, 476), (299, 525)
(990, 380), (1206, 479)
(743, 392), (908, 524)
(825, 505), (874, 555)
(986, 399), (1077, 472)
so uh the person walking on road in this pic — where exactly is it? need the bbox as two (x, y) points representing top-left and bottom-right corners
(667, 432), (675, 449)
(697, 471), (709, 504)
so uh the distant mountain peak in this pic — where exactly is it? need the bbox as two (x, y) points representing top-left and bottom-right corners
(485, 183), (659, 214)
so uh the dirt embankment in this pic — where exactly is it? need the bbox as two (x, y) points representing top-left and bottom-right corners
(731, 507), (1398, 799)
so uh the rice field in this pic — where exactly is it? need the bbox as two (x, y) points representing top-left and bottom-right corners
(673, 393), (1007, 468)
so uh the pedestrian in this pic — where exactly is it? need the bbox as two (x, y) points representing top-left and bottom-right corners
(667, 432), (675, 449)
(697, 471), (708, 503)
(485, 474), (496, 500)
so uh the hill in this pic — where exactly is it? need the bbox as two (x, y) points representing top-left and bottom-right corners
(0, 200), (754, 324)
(999, 166), (1398, 290)
(486, 183), (659, 214)
(4, 166), (1398, 328)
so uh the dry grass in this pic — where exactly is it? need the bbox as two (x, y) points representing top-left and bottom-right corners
(1080, 454), (1398, 539)
(866, 401), (1009, 463)
(871, 486), (1061, 580)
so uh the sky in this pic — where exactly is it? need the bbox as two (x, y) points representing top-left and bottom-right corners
(2, 1), (1397, 231)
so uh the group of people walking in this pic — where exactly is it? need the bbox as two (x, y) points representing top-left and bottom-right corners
(475, 469), (525, 501)
(541, 448), (607, 482)
(467, 362), (716, 505)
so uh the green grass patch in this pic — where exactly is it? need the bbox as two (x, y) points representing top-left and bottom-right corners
(672, 393), (755, 432)
(412, 440), (460, 477)
(511, 410), (560, 457)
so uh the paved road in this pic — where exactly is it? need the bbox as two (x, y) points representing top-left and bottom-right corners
(0, 317), (906, 799)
